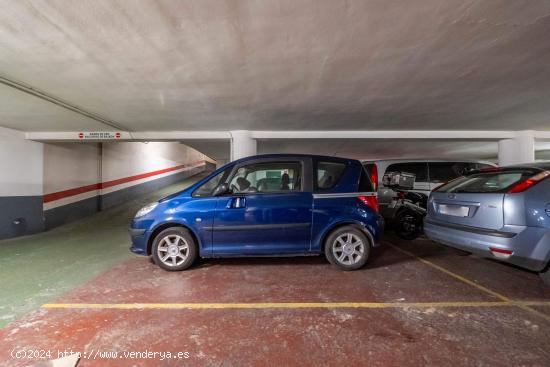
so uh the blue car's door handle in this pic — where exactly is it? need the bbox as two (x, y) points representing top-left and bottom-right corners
(226, 197), (246, 209)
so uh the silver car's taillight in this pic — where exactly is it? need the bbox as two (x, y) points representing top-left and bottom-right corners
(508, 171), (550, 193)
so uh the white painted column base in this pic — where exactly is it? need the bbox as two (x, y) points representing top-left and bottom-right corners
(230, 130), (257, 161)
(498, 130), (535, 166)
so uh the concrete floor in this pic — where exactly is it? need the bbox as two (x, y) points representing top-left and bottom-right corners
(0, 174), (208, 329)
(1, 176), (549, 366)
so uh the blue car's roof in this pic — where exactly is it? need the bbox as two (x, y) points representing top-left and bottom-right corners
(231, 153), (358, 165)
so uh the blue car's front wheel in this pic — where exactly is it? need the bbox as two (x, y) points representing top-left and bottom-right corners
(152, 227), (198, 271)
(325, 226), (370, 271)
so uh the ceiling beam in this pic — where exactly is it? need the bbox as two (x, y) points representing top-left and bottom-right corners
(250, 131), (520, 140)
(25, 131), (231, 142)
(26, 130), (550, 142)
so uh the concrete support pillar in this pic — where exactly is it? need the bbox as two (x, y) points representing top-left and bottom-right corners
(498, 130), (535, 166)
(230, 130), (257, 161)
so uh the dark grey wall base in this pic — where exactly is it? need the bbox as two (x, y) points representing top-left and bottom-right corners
(0, 196), (44, 240)
(100, 166), (207, 210)
(2, 167), (214, 240)
(44, 195), (100, 230)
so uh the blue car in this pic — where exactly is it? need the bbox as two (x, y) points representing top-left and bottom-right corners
(129, 154), (383, 271)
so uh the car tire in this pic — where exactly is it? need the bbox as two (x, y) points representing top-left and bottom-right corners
(394, 210), (422, 241)
(324, 226), (371, 271)
(152, 227), (198, 271)
(539, 264), (550, 286)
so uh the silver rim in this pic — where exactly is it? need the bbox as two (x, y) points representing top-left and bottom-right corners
(157, 234), (189, 267)
(332, 233), (365, 265)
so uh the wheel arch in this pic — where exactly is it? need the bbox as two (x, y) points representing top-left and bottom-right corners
(318, 220), (374, 253)
(147, 222), (200, 255)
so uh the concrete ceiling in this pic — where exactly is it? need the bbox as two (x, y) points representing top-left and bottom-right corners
(185, 139), (550, 163)
(1, 0), (550, 164)
(0, 82), (109, 131)
(258, 139), (500, 161)
(1, 0), (550, 133)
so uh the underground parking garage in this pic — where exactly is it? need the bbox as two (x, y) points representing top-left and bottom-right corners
(1, 1), (550, 366)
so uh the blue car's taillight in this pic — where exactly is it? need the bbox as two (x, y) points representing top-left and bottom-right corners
(358, 195), (378, 213)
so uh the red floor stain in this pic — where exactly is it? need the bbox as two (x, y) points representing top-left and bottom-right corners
(54, 247), (497, 305)
(1, 307), (549, 366)
(1, 240), (549, 366)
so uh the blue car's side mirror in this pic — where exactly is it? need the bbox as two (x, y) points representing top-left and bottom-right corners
(212, 183), (230, 197)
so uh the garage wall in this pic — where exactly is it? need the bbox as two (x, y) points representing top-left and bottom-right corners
(41, 141), (214, 230)
(43, 143), (101, 229)
(0, 127), (44, 238)
(100, 142), (212, 209)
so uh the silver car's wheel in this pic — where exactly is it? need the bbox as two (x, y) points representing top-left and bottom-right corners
(325, 226), (370, 270)
(332, 233), (365, 265)
(157, 234), (189, 267)
(152, 227), (197, 271)
(540, 265), (550, 286)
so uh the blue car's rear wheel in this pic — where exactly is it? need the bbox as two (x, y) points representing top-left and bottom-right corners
(324, 226), (370, 270)
(152, 227), (197, 271)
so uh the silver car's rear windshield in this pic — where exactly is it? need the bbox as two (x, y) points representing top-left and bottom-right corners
(436, 169), (539, 194)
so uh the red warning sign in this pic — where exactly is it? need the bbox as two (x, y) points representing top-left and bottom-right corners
(77, 132), (123, 140)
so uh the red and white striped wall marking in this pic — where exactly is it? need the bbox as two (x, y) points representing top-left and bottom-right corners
(43, 162), (206, 210)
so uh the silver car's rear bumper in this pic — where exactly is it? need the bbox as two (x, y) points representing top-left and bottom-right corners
(424, 219), (550, 272)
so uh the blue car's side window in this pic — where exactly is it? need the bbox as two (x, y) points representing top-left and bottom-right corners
(315, 161), (346, 192)
(228, 162), (302, 194)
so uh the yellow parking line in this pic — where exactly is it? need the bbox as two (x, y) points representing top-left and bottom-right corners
(40, 243), (550, 321)
(386, 243), (510, 301)
(41, 301), (550, 310)
(386, 242), (550, 323)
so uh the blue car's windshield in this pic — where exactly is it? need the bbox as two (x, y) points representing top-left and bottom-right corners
(158, 167), (230, 202)
(193, 170), (227, 197)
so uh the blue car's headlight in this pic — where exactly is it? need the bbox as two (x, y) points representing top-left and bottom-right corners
(135, 202), (158, 218)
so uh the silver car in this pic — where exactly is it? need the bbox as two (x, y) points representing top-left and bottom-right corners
(424, 163), (550, 283)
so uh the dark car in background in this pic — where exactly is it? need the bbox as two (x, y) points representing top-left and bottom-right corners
(130, 154), (383, 271)
(362, 159), (496, 220)
(424, 163), (550, 284)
